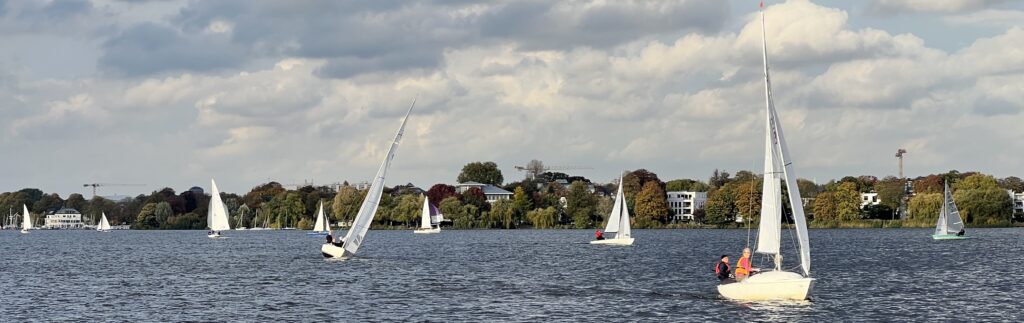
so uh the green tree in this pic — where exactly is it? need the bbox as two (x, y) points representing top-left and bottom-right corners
(908, 193), (942, 220)
(875, 176), (906, 210)
(527, 207), (558, 229)
(812, 191), (839, 221)
(457, 161), (504, 186)
(997, 176), (1024, 192)
(835, 182), (862, 221)
(797, 179), (821, 198)
(154, 202), (173, 226)
(134, 203), (159, 229)
(490, 199), (517, 229)
(331, 186), (365, 225)
(512, 186), (532, 220)
(65, 193), (88, 212)
(392, 195), (423, 227)
(733, 180), (762, 223)
(565, 181), (597, 228)
(666, 179), (710, 192)
(953, 174), (999, 191)
(633, 181), (669, 228)
(954, 186), (1012, 225)
(595, 196), (614, 226)
(705, 185), (737, 224)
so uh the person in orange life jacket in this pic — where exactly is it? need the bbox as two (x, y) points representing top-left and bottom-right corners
(595, 229), (605, 240)
(715, 255), (734, 283)
(735, 248), (760, 282)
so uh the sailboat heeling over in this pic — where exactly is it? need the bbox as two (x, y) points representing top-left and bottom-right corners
(753, 7), (811, 276)
(936, 183), (964, 235)
(22, 204), (32, 230)
(208, 179), (231, 231)
(338, 100), (416, 257)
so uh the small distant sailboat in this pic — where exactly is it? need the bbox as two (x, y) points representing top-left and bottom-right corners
(322, 100), (415, 259)
(97, 212), (111, 232)
(414, 196), (441, 234)
(207, 179), (231, 238)
(717, 4), (814, 301)
(309, 201), (330, 236)
(590, 175), (633, 245)
(933, 182), (968, 240)
(20, 204), (31, 234)
(234, 209), (247, 230)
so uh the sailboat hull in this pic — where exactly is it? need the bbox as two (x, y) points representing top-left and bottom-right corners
(321, 243), (351, 259)
(413, 227), (441, 234)
(717, 271), (813, 301)
(932, 234), (970, 240)
(589, 237), (634, 246)
(207, 234), (226, 239)
(20, 229), (29, 234)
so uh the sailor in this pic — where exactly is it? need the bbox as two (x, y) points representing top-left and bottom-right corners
(735, 248), (758, 282)
(957, 228), (965, 236)
(715, 255), (733, 283)
(594, 229), (605, 240)
(325, 234), (334, 244)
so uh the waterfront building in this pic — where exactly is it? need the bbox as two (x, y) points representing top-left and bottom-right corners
(43, 208), (85, 229)
(860, 192), (880, 208)
(455, 181), (513, 203)
(1009, 190), (1023, 216)
(666, 191), (707, 222)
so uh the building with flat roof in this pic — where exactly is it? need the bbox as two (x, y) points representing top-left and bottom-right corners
(44, 208), (85, 229)
(666, 191), (707, 222)
(860, 192), (880, 208)
(1009, 190), (1023, 217)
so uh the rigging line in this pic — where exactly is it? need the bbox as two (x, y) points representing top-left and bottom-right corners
(746, 159), (756, 249)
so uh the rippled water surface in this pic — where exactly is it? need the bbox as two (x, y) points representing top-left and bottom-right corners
(1, 228), (1021, 321)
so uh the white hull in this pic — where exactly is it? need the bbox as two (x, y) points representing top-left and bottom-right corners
(208, 233), (224, 239)
(234, 228), (248, 231)
(413, 227), (440, 234)
(321, 243), (350, 259)
(589, 237), (634, 245)
(20, 229), (29, 234)
(97, 230), (110, 232)
(717, 271), (814, 301)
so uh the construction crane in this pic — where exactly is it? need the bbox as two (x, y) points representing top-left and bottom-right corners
(82, 183), (146, 198)
(514, 160), (593, 180)
(895, 149), (907, 178)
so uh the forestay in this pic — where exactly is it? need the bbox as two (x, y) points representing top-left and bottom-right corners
(338, 100), (416, 257)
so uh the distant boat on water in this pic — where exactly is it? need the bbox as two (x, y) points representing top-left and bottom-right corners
(207, 179), (231, 238)
(309, 201), (330, 236)
(97, 212), (111, 232)
(20, 204), (31, 234)
(717, 5), (814, 301)
(590, 175), (633, 246)
(933, 182), (969, 240)
(322, 100), (415, 259)
(414, 196), (441, 234)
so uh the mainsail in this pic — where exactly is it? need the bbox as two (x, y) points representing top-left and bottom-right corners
(207, 179), (231, 231)
(22, 204), (32, 230)
(337, 100), (416, 257)
(603, 175), (631, 239)
(935, 182), (964, 235)
(420, 197), (434, 229)
(754, 7), (811, 276)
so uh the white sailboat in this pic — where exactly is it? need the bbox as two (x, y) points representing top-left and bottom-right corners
(414, 196), (441, 234)
(97, 212), (111, 232)
(207, 179), (232, 238)
(235, 208), (247, 231)
(322, 100), (415, 259)
(933, 182), (968, 240)
(717, 5), (814, 301)
(309, 201), (330, 235)
(591, 175), (633, 245)
(20, 204), (31, 234)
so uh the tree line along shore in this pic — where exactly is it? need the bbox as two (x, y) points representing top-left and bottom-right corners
(2, 161), (1021, 230)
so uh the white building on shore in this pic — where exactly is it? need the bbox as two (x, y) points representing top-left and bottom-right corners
(860, 192), (880, 208)
(455, 181), (513, 203)
(1009, 190), (1023, 216)
(666, 191), (707, 222)
(44, 208), (85, 229)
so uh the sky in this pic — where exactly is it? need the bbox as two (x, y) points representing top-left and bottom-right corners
(1, 0), (1022, 197)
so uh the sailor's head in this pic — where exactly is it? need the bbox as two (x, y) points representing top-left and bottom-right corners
(742, 248), (751, 256)
(720, 255), (729, 262)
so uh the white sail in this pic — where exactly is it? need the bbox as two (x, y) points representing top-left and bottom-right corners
(337, 100), (415, 257)
(756, 101), (783, 255)
(603, 176), (624, 235)
(22, 204), (32, 230)
(207, 179), (231, 231)
(936, 183), (964, 235)
(313, 201), (328, 233)
(757, 8), (810, 276)
(420, 196), (433, 229)
(98, 212), (111, 231)
(619, 184), (632, 239)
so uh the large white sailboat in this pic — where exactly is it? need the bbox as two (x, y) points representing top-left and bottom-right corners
(309, 201), (330, 236)
(322, 100), (415, 259)
(717, 5), (814, 301)
(20, 204), (31, 234)
(933, 182), (968, 240)
(207, 179), (232, 238)
(97, 212), (111, 232)
(414, 196), (441, 234)
(591, 175), (633, 246)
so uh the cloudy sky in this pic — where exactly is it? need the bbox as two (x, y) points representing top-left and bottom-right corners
(2, 0), (1022, 197)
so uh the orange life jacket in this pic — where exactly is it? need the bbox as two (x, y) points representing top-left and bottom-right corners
(714, 261), (730, 274)
(735, 257), (751, 275)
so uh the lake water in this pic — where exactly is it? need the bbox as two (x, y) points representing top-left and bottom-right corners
(1, 228), (1021, 322)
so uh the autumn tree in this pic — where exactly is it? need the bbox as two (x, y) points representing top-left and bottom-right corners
(426, 184), (458, 206)
(332, 185), (365, 224)
(633, 181), (669, 228)
(565, 181), (597, 228)
(457, 161), (504, 186)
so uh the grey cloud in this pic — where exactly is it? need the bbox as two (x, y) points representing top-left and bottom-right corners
(973, 97), (1021, 116)
(99, 23), (246, 76)
(40, 0), (91, 18)
(867, 0), (1007, 15)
